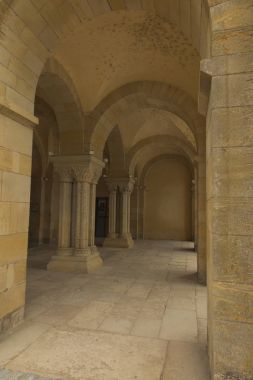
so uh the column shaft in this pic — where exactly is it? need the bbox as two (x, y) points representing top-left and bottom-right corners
(121, 190), (129, 237)
(58, 180), (72, 250)
(89, 183), (96, 247)
(77, 182), (90, 250)
(108, 189), (117, 238)
(74, 182), (81, 249)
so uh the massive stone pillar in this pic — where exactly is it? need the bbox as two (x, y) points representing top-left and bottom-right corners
(201, 4), (253, 375)
(47, 155), (104, 273)
(197, 154), (206, 284)
(103, 181), (118, 246)
(0, 105), (37, 332)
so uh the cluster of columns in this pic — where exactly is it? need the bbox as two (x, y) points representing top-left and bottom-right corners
(104, 178), (135, 248)
(47, 155), (104, 273)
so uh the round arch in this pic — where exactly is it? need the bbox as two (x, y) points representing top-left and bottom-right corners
(0, 2), (211, 118)
(127, 135), (196, 177)
(87, 81), (205, 158)
(139, 153), (194, 186)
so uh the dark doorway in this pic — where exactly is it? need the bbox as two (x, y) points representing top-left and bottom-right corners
(95, 197), (109, 238)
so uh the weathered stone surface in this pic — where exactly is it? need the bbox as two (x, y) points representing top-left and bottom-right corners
(210, 146), (253, 197)
(1, 242), (209, 379)
(210, 0), (253, 30)
(208, 198), (253, 236)
(212, 320), (253, 379)
(0, 2), (252, 380)
(0, 369), (61, 380)
(213, 28), (253, 56)
(212, 283), (253, 323)
(210, 73), (253, 109)
(212, 234), (253, 285)
(163, 341), (210, 380)
(209, 107), (253, 148)
(0, 307), (24, 334)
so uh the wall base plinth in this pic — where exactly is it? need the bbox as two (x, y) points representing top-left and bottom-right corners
(47, 251), (103, 273)
(0, 307), (24, 334)
(103, 235), (134, 248)
(214, 373), (253, 380)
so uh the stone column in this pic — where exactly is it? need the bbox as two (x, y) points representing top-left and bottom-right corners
(47, 165), (73, 271)
(74, 176), (90, 255)
(118, 179), (134, 248)
(88, 167), (102, 252)
(73, 158), (103, 260)
(103, 182), (118, 246)
(201, 25), (253, 377)
(47, 155), (104, 273)
(89, 183), (97, 248)
(57, 170), (72, 252)
(71, 181), (77, 247)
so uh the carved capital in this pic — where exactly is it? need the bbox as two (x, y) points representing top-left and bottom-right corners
(90, 162), (104, 184)
(54, 165), (72, 183)
(72, 165), (93, 183)
(105, 178), (118, 193)
(118, 178), (135, 193)
(51, 155), (104, 184)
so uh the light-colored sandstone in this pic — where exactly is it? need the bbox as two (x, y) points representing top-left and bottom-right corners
(0, 1), (252, 379)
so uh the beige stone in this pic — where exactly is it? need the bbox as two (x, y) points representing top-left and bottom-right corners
(1, 172), (31, 203)
(47, 252), (103, 274)
(0, 233), (28, 265)
(0, 2), (252, 379)
(0, 284), (25, 319)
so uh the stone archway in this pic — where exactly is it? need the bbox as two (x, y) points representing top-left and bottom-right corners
(0, 2), (252, 379)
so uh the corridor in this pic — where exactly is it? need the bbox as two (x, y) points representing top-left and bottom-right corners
(0, 241), (209, 380)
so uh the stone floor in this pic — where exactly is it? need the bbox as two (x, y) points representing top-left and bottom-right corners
(0, 241), (210, 380)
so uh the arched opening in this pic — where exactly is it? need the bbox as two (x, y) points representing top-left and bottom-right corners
(2, 2), (252, 380)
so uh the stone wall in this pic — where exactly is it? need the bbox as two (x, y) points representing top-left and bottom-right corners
(144, 158), (192, 241)
(206, 1), (253, 378)
(0, 109), (35, 332)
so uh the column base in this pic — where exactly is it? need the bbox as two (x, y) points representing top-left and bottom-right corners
(103, 235), (134, 248)
(56, 248), (74, 256)
(47, 250), (103, 273)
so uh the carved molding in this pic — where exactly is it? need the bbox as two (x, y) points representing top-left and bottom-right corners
(106, 177), (135, 193)
(50, 155), (105, 184)
(54, 165), (72, 182)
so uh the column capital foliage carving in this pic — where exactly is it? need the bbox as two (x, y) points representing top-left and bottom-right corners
(105, 177), (135, 193)
(118, 178), (135, 193)
(51, 155), (104, 184)
(54, 165), (72, 182)
(72, 161), (104, 184)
